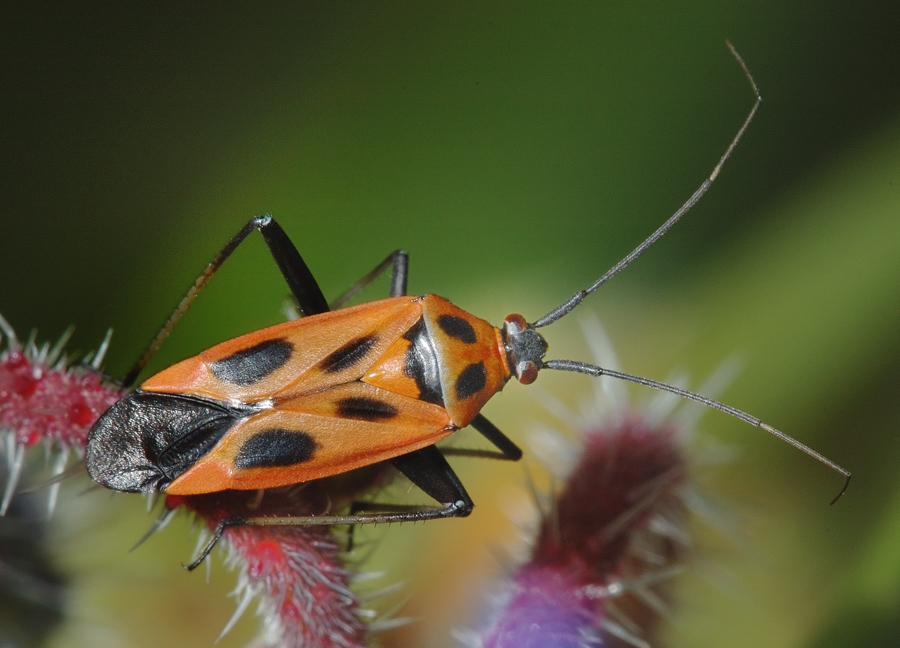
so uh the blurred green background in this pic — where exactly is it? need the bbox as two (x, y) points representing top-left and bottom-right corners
(2, 3), (899, 647)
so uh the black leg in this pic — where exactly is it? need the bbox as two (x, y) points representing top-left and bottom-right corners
(257, 217), (329, 315)
(437, 415), (522, 461)
(389, 250), (409, 297)
(469, 414), (523, 461)
(344, 499), (445, 552)
(329, 249), (409, 309)
(389, 445), (474, 514)
(123, 215), (328, 388)
(185, 467), (471, 571)
(184, 520), (229, 571)
(183, 446), (475, 570)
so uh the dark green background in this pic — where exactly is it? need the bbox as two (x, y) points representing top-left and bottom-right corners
(2, 3), (899, 647)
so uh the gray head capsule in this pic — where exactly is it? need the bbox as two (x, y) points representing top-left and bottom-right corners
(502, 313), (548, 385)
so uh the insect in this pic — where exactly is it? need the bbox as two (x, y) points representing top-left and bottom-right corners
(85, 45), (850, 569)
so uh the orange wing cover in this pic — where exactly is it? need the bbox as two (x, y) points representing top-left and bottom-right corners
(143, 297), (456, 494)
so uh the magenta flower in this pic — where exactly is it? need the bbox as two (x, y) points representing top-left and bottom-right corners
(465, 322), (710, 648)
(0, 315), (121, 515)
(475, 419), (686, 648)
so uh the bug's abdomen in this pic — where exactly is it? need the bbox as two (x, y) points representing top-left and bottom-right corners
(363, 295), (510, 427)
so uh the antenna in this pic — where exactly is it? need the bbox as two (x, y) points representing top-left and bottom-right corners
(542, 360), (851, 504)
(509, 44), (851, 503)
(533, 42), (760, 329)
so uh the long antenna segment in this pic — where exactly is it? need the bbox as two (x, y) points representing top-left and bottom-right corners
(542, 360), (851, 504)
(527, 43), (851, 503)
(533, 42), (760, 330)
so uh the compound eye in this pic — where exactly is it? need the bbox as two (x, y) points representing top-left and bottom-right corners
(504, 313), (528, 335)
(515, 360), (539, 385)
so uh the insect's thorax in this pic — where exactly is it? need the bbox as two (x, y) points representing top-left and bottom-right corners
(363, 295), (511, 427)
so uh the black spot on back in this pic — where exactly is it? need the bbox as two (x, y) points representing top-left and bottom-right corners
(456, 362), (487, 401)
(404, 320), (444, 406)
(337, 397), (399, 421)
(209, 338), (294, 385)
(234, 429), (318, 469)
(437, 314), (477, 344)
(320, 336), (378, 374)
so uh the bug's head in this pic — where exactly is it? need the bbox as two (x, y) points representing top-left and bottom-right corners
(502, 314), (548, 385)
(85, 391), (238, 493)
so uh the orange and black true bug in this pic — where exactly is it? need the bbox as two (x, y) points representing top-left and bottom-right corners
(85, 46), (850, 568)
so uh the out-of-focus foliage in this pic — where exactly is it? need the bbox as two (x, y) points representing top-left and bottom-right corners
(1, 3), (898, 647)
